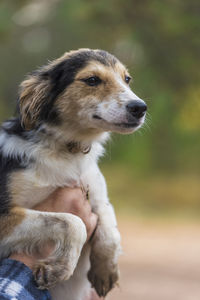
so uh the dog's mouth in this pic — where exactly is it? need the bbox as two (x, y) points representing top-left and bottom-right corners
(93, 115), (141, 129)
(114, 122), (139, 128)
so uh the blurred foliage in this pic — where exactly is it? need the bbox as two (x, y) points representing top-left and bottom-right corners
(0, 0), (199, 217)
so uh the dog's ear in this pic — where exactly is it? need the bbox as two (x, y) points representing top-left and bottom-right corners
(19, 75), (50, 130)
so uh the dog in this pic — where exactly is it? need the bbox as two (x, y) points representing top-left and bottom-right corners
(0, 49), (147, 300)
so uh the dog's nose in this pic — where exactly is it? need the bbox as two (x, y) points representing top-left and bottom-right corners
(126, 100), (147, 118)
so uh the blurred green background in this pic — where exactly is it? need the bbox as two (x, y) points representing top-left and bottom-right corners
(0, 0), (199, 220)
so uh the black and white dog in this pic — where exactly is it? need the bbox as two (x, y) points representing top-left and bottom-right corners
(0, 49), (147, 300)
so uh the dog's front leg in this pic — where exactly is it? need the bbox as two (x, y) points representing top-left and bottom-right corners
(0, 207), (87, 289)
(83, 165), (121, 297)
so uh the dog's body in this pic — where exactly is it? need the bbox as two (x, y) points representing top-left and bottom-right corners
(0, 117), (110, 300)
(0, 49), (147, 300)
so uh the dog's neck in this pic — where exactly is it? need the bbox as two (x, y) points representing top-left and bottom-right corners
(66, 141), (91, 154)
(37, 124), (109, 155)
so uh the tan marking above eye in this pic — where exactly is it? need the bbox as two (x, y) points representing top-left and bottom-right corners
(75, 60), (131, 88)
(75, 62), (108, 80)
(113, 61), (131, 81)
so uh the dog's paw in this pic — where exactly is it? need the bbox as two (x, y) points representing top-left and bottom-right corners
(34, 213), (87, 289)
(88, 255), (119, 297)
(88, 225), (121, 296)
(34, 259), (69, 289)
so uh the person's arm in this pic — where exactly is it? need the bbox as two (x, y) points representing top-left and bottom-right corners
(0, 187), (98, 300)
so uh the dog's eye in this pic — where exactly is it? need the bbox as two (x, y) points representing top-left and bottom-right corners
(83, 76), (102, 86)
(125, 75), (131, 84)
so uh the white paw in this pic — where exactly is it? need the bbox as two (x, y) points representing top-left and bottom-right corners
(35, 213), (87, 289)
(64, 214), (87, 273)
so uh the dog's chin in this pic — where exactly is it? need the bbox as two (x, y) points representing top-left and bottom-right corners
(111, 122), (142, 134)
(91, 117), (143, 134)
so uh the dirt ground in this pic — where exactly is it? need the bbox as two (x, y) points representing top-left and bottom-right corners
(108, 218), (200, 300)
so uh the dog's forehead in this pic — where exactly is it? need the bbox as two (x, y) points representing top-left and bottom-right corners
(59, 49), (128, 77)
(61, 49), (117, 66)
(75, 60), (127, 79)
(44, 49), (128, 84)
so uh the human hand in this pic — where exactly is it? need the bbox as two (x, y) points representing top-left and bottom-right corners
(10, 187), (98, 270)
(34, 187), (98, 242)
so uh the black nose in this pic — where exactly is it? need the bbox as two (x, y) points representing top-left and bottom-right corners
(126, 100), (147, 118)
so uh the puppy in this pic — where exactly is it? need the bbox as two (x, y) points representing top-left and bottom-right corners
(0, 49), (147, 300)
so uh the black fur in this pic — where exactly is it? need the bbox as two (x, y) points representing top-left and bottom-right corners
(1, 118), (44, 145)
(0, 148), (27, 215)
(0, 119), (34, 214)
(2, 118), (28, 139)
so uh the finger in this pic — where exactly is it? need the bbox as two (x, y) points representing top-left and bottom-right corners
(62, 187), (85, 207)
(80, 184), (90, 202)
(83, 200), (92, 214)
(86, 213), (98, 242)
(90, 213), (98, 231)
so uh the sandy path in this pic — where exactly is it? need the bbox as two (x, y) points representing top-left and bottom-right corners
(108, 219), (200, 300)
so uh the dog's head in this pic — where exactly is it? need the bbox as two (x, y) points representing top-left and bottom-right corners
(19, 49), (147, 137)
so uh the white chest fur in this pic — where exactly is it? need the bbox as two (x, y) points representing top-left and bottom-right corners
(14, 142), (104, 208)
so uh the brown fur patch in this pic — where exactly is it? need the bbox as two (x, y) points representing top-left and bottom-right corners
(0, 206), (25, 239)
(113, 60), (130, 80)
(19, 76), (50, 130)
(60, 63), (121, 105)
(55, 61), (128, 117)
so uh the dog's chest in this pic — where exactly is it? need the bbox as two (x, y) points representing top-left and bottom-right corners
(14, 149), (97, 208)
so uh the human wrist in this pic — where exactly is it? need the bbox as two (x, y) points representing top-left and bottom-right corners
(9, 253), (36, 270)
